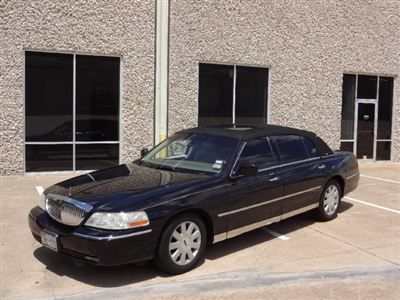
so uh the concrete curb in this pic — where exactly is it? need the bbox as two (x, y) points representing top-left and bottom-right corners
(23, 266), (400, 300)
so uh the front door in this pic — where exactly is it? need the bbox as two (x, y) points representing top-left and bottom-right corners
(356, 103), (376, 159)
(223, 138), (284, 238)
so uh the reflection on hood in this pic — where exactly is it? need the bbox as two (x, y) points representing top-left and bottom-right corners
(46, 163), (207, 200)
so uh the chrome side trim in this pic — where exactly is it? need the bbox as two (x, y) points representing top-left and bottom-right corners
(217, 186), (321, 217)
(72, 229), (152, 241)
(258, 157), (321, 173)
(213, 232), (227, 243)
(346, 173), (359, 180)
(281, 203), (319, 220)
(227, 215), (281, 239)
(213, 203), (319, 244)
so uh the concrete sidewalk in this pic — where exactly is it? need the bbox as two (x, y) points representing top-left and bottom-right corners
(1, 163), (399, 299)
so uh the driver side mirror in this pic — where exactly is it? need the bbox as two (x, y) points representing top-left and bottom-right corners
(140, 148), (149, 157)
(235, 163), (258, 177)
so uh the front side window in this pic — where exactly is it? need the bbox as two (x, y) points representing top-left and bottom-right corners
(199, 63), (268, 126)
(238, 138), (277, 169)
(271, 135), (309, 163)
(141, 134), (239, 174)
(25, 52), (120, 172)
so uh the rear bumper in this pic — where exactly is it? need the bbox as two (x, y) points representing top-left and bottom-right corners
(28, 206), (157, 266)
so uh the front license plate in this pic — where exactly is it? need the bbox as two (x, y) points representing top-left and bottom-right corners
(40, 231), (58, 252)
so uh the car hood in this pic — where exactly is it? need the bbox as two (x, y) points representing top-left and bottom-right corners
(45, 163), (208, 206)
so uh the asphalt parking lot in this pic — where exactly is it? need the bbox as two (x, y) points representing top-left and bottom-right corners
(1, 162), (399, 299)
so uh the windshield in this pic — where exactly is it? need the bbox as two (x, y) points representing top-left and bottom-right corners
(140, 133), (239, 174)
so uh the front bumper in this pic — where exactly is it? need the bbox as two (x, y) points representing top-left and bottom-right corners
(28, 206), (157, 266)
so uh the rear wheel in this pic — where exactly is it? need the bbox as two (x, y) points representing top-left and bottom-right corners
(316, 180), (341, 221)
(155, 214), (207, 274)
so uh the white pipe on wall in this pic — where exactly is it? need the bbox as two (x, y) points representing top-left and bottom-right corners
(155, 0), (169, 145)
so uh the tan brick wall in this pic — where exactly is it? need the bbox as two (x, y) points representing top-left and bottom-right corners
(0, 0), (155, 175)
(168, 0), (400, 160)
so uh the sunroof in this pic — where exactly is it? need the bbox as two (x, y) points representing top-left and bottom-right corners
(227, 127), (252, 131)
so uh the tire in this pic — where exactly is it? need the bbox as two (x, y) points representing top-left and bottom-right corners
(316, 179), (342, 221)
(154, 213), (207, 274)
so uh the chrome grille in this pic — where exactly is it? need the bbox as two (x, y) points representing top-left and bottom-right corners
(46, 194), (93, 226)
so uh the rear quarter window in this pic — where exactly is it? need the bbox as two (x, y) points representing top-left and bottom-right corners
(270, 135), (310, 163)
(301, 137), (318, 158)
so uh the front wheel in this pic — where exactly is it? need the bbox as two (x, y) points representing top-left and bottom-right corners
(154, 214), (207, 274)
(316, 180), (342, 221)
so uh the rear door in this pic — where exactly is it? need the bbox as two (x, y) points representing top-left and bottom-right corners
(223, 137), (285, 237)
(269, 135), (327, 216)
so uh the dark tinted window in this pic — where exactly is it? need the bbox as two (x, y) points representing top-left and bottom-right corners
(341, 74), (356, 139)
(25, 52), (73, 142)
(239, 138), (277, 169)
(199, 64), (233, 125)
(357, 75), (377, 99)
(25, 52), (120, 172)
(76, 55), (120, 141)
(376, 142), (391, 160)
(301, 137), (318, 157)
(377, 77), (393, 139)
(76, 144), (119, 170)
(340, 142), (353, 152)
(26, 144), (73, 172)
(198, 63), (268, 126)
(271, 135), (309, 163)
(235, 66), (268, 125)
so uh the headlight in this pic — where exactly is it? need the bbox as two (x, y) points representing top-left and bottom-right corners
(39, 193), (46, 210)
(85, 211), (149, 230)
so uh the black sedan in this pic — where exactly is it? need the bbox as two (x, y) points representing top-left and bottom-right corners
(29, 125), (359, 274)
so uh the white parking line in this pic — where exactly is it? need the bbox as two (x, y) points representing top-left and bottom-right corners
(261, 228), (290, 240)
(360, 174), (400, 184)
(35, 186), (44, 196)
(344, 196), (400, 215)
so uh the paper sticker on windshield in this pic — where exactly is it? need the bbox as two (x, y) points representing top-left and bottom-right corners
(212, 160), (225, 170)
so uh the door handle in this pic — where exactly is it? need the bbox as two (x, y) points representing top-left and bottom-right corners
(318, 164), (326, 170)
(269, 176), (280, 182)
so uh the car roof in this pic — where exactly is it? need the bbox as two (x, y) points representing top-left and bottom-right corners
(177, 125), (333, 156)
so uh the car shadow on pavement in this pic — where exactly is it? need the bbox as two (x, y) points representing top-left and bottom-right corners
(33, 248), (168, 287)
(33, 201), (353, 288)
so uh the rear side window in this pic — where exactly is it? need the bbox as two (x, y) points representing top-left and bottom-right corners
(271, 135), (309, 163)
(301, 137), (318, 158)
(239, 138), (277, 169)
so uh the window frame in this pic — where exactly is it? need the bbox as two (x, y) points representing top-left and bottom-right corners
(198, 62), (270, 125)
(24, 50), (122, 173)
(231, 135), (321, 177)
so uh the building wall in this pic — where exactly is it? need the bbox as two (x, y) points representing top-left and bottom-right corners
(1, 0), (399, 175)
(0, 0), (155, 175)
(168, 0), (400, 160)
